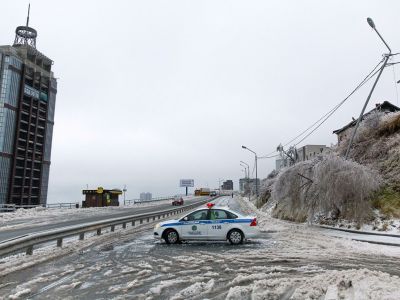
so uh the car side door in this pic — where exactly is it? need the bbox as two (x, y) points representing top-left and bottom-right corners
(207, 209), (235, 240)
(179, 209), (209, 240)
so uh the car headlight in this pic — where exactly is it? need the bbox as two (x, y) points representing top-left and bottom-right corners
(155, 223), (160, 229)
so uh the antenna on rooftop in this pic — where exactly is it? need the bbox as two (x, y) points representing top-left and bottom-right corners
(26, 3), (30, 27)
(13, 3), (37, 48)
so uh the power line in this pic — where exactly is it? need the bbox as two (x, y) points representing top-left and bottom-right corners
(260, 58), (385, 157)
(293, 61), (384, 147)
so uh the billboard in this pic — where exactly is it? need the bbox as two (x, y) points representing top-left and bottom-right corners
(180, 179), (194, 187)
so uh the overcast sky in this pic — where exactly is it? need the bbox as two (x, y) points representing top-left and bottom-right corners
(2, 1), (400, 203)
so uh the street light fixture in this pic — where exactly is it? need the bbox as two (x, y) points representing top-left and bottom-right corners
(345, 17), (393, 159)
(241, 145), (258, 197)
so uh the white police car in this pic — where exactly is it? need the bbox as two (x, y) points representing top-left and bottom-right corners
(153, 203), (259, 245)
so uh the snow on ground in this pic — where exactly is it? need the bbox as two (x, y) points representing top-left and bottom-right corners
(1, 196), (400, 299)
(0, 198), (183, 232)
(225, 268), (400, 300)
(319, 212), (400, 235)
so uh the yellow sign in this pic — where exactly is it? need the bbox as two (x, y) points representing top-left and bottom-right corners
(97, 187), (104, 194)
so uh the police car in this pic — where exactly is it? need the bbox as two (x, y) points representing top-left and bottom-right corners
(153, 203), (259, 245)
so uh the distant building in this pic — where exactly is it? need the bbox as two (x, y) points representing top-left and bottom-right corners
(333, 101), (400, 145)
(82, 187), (122, 207)
(221, 180), (233, 190)
(0, 14), (57, 206)
(275, 144), (330, 171)
(140, 192), (152, 201)
(275, 158), (289, 171)
(239, 178), (259, 193)
(296, 145), (331, 162)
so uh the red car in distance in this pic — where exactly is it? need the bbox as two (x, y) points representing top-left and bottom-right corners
(172, 197), (184, 206)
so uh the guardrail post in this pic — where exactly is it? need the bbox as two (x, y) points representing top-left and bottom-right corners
(111, 225), (115, 232)
(57, 238), (63, 247)
(97, 228), (102, 235)
(26, 246), (33, 255)
(79, 233), (84, 240)
(158, 215), (160, 220)
(132, 221), (135, 226)
(147, 217), (150, 222)
(153, 216), (156, 221)
(140, 219), (143, 224)
(123, 223), (126, 229)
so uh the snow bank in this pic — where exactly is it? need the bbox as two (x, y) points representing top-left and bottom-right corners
(225, 268), (400, 300)
(170, 279), (214, 299)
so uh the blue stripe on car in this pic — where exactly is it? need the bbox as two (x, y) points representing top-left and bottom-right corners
(161, 219), (253, 227)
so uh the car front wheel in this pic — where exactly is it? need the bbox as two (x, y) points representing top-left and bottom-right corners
(164, 229), (179, 244)
(228, 229), (244, 245)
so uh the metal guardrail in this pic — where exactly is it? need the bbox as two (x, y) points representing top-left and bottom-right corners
(46, 203), (79, 209)
(0, 196), (192, 212)
(0, 197), (217, 258)
(0, 203), (79, 212)
(125, 196), (176, 205)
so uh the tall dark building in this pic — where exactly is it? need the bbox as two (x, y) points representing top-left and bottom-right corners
(221, 180), (233, 191)
(0, 11), (57, 206)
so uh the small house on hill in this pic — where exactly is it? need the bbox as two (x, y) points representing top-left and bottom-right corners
(333, 101), (400, 145)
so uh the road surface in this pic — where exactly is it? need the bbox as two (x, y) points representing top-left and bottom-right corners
(0, 197), (205, 243)
(0, 196), (400, 299)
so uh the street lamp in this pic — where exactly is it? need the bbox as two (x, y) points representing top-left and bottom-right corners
(242, 145), (258, 197)
(218, 178), (224, 195)
(345, 17), (392, 159)
(240, 161), (249, 178)
(123, 185), (127, 206)
(240, 161), (251, 200)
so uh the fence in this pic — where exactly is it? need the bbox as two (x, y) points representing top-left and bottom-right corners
(0, 197), (218, 258)
(124, 196), (176, 205)
(0, 203), (79, 212)
(0, 195), (195, 212)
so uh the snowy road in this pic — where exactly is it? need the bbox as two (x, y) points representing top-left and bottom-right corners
(0, 198), (204, 243)
(1, 196), (400, 299)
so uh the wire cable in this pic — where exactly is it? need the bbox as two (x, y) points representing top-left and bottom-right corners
(293, 63), (384, 147)
(260, 58), (385, 157)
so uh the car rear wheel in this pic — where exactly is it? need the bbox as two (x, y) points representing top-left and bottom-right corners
(164, 229), (179, 244)
(228, 229), (244, 245)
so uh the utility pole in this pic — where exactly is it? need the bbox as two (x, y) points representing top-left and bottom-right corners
(240, 161), (250, 200)
(123, 185), (127, 206)
(242, 146), (258, 197)
(345, 17), (392, 159)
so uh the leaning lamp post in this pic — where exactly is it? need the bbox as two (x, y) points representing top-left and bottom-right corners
(345, 17), (392, 159)
(242, 145), (258, 197)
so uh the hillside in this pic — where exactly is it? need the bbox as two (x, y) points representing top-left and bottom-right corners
(259, 111), (400, 230)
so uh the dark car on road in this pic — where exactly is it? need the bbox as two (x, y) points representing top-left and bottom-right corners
(172, 197), (184, 206)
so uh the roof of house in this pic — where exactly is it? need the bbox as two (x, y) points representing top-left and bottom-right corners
(333, 101), (400, 134)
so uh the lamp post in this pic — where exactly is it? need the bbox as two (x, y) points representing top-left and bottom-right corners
(242, 145), (258, 197)
(218, 178), (224, 195)
(345, 17), (392, 159)
(123, 185), (127, 206)
(240, 161), (250, 199)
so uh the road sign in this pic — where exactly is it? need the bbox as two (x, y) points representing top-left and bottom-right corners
(180, 179), (194, 187)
